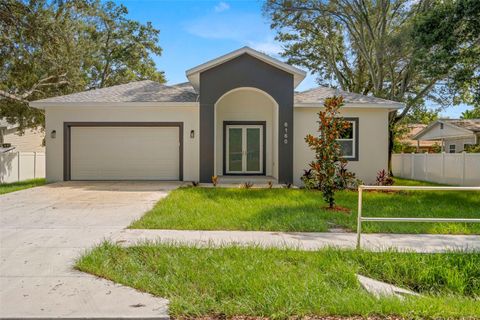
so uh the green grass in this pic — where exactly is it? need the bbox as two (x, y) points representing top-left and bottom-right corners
(76, 242), (480, 318)
(130, 178), (480, 234)
(0, 178), (46, 195)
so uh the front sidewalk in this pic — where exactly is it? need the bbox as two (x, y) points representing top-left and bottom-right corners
(113, 229), (480, 253)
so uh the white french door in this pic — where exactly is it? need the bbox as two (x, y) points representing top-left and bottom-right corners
(226, 125), (263, 174)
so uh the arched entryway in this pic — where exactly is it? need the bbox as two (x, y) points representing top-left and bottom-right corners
(214, 87), (279, 179)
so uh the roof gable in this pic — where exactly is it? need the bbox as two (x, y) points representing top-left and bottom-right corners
(186, 46), (306, 91)
(412, 119), (478, 140)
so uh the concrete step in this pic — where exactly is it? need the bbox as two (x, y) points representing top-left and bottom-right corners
(217, 175), (277, 184)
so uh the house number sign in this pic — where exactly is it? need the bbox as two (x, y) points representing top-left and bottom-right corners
(283, 122), (288, 144)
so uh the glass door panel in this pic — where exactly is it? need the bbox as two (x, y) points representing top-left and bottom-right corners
(246, 128), (261, 172)
(227, 128), (243, 172)
(226, 125), (263, 174)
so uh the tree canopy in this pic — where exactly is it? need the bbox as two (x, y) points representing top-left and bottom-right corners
(0, 0), (165, 131)
(264, 0), (479, 113)
(461, 107), (480, 119)
(264, 0), (480, 169)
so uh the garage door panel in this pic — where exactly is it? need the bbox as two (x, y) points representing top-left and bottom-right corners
(70, 126), (180, 180)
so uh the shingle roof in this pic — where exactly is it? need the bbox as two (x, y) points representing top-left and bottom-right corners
(400, 124), (438, 147)
(443, 119), (480, 132)
(33, 80), (198, 103)
(31, 80), (402, 108)
(294, 86), (403, 107)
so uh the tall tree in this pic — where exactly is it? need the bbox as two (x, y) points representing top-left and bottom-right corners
(86, 1), (165, 89)
(264, 0), (480, 172)
(0, 0), (165, 131)
(461, 107), (480, 119)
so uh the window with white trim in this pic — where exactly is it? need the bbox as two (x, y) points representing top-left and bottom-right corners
(337, 120), (356, 159)
(449, 144), (456, 153)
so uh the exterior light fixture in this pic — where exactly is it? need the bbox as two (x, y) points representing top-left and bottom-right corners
(51, 130), (56, 139)
(190, 130), (195, 139)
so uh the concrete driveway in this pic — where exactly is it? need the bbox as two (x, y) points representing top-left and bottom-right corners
(0, 181), (182, 319)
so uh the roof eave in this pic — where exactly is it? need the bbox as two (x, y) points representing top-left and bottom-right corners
(29, 101), (199, 109)
(294, 102), (404, 110)
(415, 134), (475, 141)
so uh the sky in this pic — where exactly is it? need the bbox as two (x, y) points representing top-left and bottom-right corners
(115, 0), (471, 118)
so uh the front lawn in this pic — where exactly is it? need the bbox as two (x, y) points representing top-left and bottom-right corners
(76, 243), (480, 319)
(130, 178), (480, 234)
(0, 178), (46, 195)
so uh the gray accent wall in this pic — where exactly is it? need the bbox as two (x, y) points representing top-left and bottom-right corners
(199, 53), (294, 183)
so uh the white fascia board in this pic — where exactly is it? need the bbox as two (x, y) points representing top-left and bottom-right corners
(29, 101), (199, 109)
(294, 102), (404, 110)
(419, 134), (476, 141)
(186, 47), (307, 90)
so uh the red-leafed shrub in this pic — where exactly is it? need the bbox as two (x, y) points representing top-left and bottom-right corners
(375, 169), (394, 186)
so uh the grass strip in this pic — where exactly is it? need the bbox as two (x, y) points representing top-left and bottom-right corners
(76, 242), (480, 319)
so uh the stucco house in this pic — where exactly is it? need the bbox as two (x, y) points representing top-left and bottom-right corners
(412, 119), (480, 153)
(30, 47), (403, 185)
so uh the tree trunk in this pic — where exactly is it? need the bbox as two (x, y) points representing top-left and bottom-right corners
(329, 197), (335, 209)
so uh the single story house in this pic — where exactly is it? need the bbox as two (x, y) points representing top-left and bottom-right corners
(412, 119), (480, 153)
(398, 124), (439, 153)
(0, 119), (45, 153)
(30, 47), (403, 185)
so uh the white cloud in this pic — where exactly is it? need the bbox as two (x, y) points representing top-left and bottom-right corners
(214, 2), (230, 13)
(248, 38), (283, 56)
(183, 11), (286, 59)
(184, 12), (267, 41)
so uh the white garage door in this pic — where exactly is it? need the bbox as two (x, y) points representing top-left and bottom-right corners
(70, 126), (180, 180)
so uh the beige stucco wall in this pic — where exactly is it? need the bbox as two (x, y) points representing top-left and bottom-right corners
(293, 107), (390, 185)
(3, 128), (45, 152)
(215, 88), (278, 177)
(44, 106), (199, 182)
(44, 102), (391, 185)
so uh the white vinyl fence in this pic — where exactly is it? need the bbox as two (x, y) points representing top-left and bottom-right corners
(392, 152), (480, 186)
(0, 152), (46, 183)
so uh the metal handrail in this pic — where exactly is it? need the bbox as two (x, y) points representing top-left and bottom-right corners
(356, 185), (480, 249)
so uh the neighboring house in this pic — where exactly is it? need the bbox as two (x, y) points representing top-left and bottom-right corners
(398, 124), (439, 153)
(0, 119), (45, 153)
(412, 119), (480, 153)
(30, 47), (403, 185)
